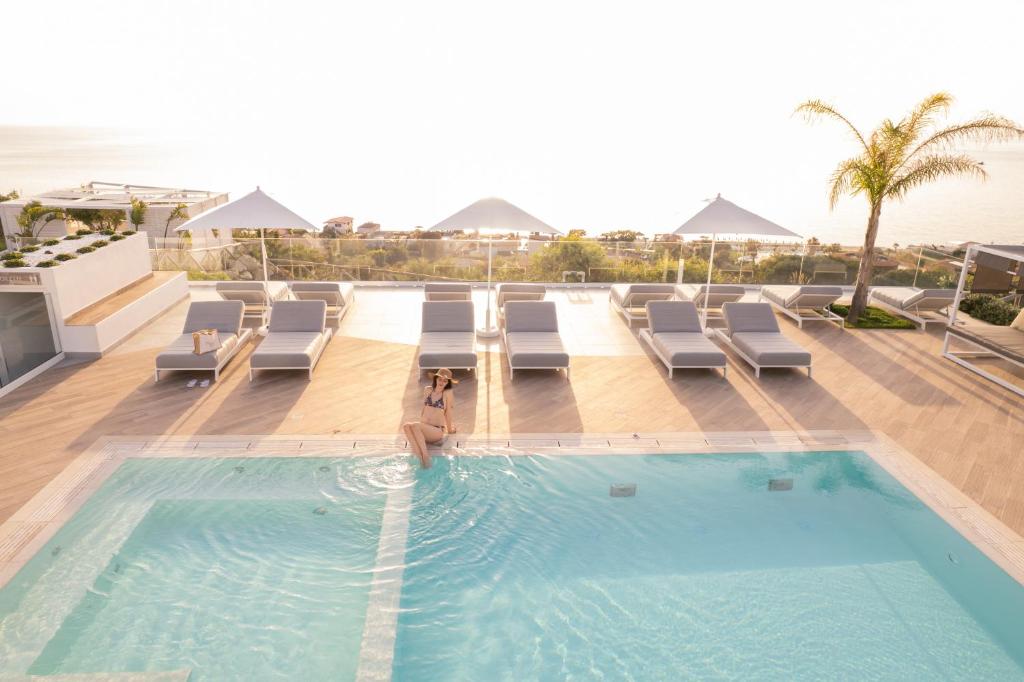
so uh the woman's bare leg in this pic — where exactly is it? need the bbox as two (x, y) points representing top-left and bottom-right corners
(403, 422), (428, 466)
(412, 423), (445, 468)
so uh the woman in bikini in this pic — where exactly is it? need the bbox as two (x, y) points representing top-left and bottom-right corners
(403, 368), (457, 468)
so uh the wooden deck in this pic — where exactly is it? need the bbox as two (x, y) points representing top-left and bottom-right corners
(1, 286), (1023, 535)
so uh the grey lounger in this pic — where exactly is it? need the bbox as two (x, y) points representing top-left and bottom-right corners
(675, 284), (746, 320)
(154, 301), (253, 382)
(289, 281), (355, 322)
(760, 285), (844, 328)
(419, 301), (478, 374)
(714, 302), (812, 378)
(424, 282), (472, 301)
(503, 300), (570, 380)
(609, 283), (676, 323)
(869, 287), (955, 329)
(496, 283), (546, 322)
(249, 300), (333, 381)
(639, 301), (727, 378)
(216, 281), (289, 326)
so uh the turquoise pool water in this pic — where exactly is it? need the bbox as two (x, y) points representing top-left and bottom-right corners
(1, 450), (1023, 680)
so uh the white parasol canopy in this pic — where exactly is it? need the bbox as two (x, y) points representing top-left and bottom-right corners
(674, 194), (801, 326)
(431, 197), (561, 336)
(177, 187), (319, 282)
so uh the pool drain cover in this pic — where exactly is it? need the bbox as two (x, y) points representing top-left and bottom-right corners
(610, 483), (637, 497)
(768, 478), (793, 491)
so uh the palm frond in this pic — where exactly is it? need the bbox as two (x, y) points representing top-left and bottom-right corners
(795, 100), (869, 152)
(887, 154), (987, 201)
(827, 159), (867, 209)
(905, 115), (1024, 161)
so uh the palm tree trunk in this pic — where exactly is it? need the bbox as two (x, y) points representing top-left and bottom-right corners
(848, 202), (882, 324)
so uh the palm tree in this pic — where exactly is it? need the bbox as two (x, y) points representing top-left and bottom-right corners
(15, 201), (64, 244)
(796, 93), (1023, 323)
(163, 203), (189, 240)
(129, 197), (149, 233)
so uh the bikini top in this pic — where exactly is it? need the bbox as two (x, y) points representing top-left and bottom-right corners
(424, 389), (446, 409)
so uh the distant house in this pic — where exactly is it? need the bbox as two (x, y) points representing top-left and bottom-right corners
(323, 216), (353, 234)
(356, 222), (381, 236)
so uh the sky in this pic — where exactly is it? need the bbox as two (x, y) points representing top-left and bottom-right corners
(2, 0), (1023, 242)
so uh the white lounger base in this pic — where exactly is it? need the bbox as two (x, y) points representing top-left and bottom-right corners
(762, 299), (844, 329)
(869, 297), (950, 330)
(942, 332), (1024, 399)
(154, 328), (254, 383)
(712, 329), (812, 378)
(249, 328), (333, 381)
(638, 329), (727, 379)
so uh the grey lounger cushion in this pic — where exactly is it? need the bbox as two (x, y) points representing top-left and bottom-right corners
(267, 300), (327, 332)
(156, 332), (242, 370)
(183, 300), (245, 335)
(647, 301), (703, 334)
(504, 301), (559, 333)
(723, 302), (810, 367)
(505, 332), (569, 368)
(675, 284), (746, 307)
(872, 287), (955, 310)
(723, 302), (782, 334)
(249, 332), (327, 369)
(652, 333), (726, 368)
(497, 283), (545, 309)
(290, 281), (354, 306)
(425, 283), (471, 300)
(761, 285), (843, 308)
(610, 283), (676, 308)
(420, 301), (477, 368)
(215, 281), (285, 307)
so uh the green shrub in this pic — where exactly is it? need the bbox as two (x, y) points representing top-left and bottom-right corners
(54, 253), (76, 262)
(76, 228), (93, 236)
(99, 229), (115, 236)
(959, 294), (1021, 326)
(2, 251), (24, 261)
(187, 270), (231, 281)
(92, 239), (109, 248)
(3, 259), (27, 268)
(42, 239), (60, 246)
(63, 234), (82, 241)
(20, 245), (39, 253)
(37, 260), (58, 268)
(122, 230), (137, 235)
(109, 234), (126, 241)
(76, 246), (96, 254)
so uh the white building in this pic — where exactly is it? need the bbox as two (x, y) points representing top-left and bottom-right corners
(0, 182), (230, 247)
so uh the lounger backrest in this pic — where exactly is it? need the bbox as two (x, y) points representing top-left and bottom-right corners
(505, 301), (559, 333)
(907, 289), (955, 310)
(269, 300), (327, 333)
(290, 282), (344, 306)
(182, 301), (245, 335)
(647, 301), (702, 334)
(290, 282), (343, 293)
(691, 284), (746, 306)
(723, 302), (781, 334)
(785, 286), (843, 307)
(216, 281), (265, 291)
(216, 281), (269, 307)
(422, 301), (474, 332)
(424, 283), (471, 293)
(497, 283), (545, 308)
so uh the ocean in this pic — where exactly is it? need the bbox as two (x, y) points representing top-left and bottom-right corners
(0, 125), (1021, 247)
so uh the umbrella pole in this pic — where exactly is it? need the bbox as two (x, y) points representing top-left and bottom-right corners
(477, 236), (499, 337)
(702, 234), (716, 329)
(260, 229), (269, 283)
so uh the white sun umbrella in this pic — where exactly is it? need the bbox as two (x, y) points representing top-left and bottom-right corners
(431, 197), (561, 337)
(176, 187), (319, 283)
(674, 194), (802, 327)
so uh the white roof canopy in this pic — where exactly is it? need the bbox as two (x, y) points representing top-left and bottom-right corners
(176, 187), (318, 232)
(674, 194), (801, 239)
(430, 197), (561, 235)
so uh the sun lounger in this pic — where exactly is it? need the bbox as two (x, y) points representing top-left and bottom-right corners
(215, 281), (288, 326)
(714, 302), (812, 378)
(424, 282), (472, 301)
(154, 301), (253, 382)
(869, 287), (955, 329)
(674, 284), (746, 320)
(503, 301), (570, 380)
(289, 281), (355, 322)
(639, 301), (727, 378)
(943, 323), (1024, 398)
(419, 301), (478, 374)
(609, 284), (676, 323)
(760, 285), (844, 328)
(249, 300), (332, 381)
(496, 283), (546, 323)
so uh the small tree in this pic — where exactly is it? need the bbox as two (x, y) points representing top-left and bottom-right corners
(163, 203), (189, 240)
(0, 190), (18, 203)
(129, 197), (149, 233)
(599, 229), (643, 242)
(16, 202), (64, 242)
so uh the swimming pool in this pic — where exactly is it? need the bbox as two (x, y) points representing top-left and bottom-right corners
(1, 448), (1023, 679)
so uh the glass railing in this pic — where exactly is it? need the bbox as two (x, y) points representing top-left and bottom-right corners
(149, 237), (963, 288)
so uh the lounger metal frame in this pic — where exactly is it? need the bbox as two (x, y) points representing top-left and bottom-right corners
(711, 329), (812, 378)
(154, 328), (254, 383)
(760, 294), (844, 329)
(638, 328), (727, 379)
(501, 328), (570, 381)
(248, 328), (333, 381)
(610, 291), (675, 323)
(941, 330), (1024, 398)
(869, 294), (951, 330)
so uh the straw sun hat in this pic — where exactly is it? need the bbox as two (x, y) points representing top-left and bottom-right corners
(432, 368), (459, 384)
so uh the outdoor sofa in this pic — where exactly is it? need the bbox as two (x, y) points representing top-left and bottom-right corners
(760, 285), (844, 328)
(154, 301), (253, 382)
(869, 287), (956, 329)
(418, 300), (478, 374)
(609, 283), (676, 323)
(714, 302), (812, 378)
(249, 300), (333, 381)
(503, 301), (570, 380)
(288, 281), (355, 322)
(424, 283), (472, 301)
(215, 281), (289, 326)
(639, 301), (727, 378)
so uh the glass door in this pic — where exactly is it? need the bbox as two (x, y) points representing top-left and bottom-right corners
(0, 291), (61, 388)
